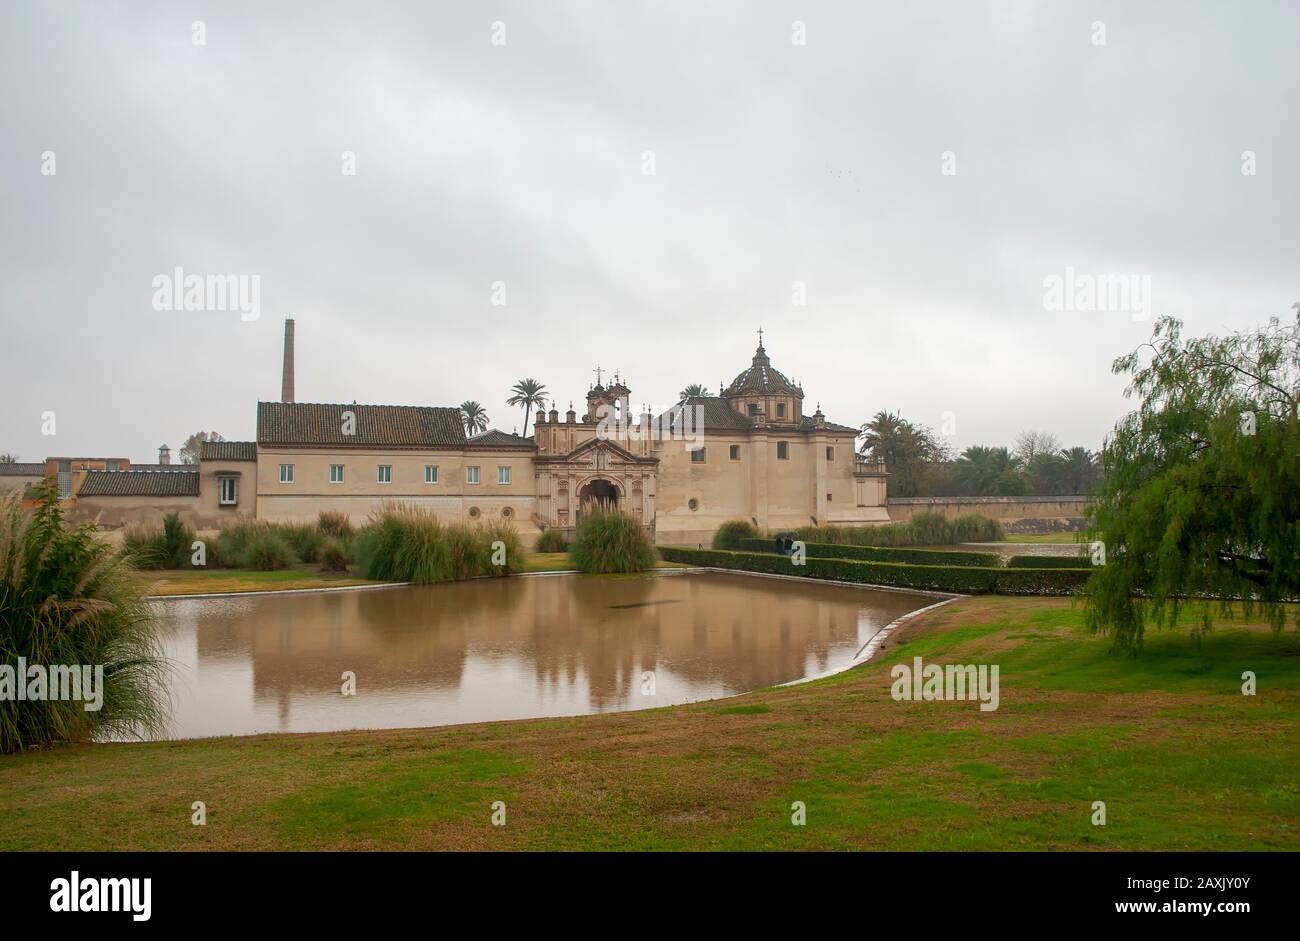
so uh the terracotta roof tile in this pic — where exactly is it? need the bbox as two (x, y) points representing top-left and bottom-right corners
(200, 440), (257, 461)
(257, 402), (466, 448)
(79, 470), (200, 497)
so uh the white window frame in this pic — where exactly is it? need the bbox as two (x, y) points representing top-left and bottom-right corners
(425, 465), (439, 484)
(377, 464), (392, 484)
(497, 466), (511, 485)
(329, 464), (344, 484)
(219, 477), (237, 505)
(280, 463), (294, 483)
(466, 466), (481, 485)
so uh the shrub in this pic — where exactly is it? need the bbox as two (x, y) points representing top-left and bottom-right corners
(534, 528), (569, 553)
(244, 529), (295, 570)
(120, 512), (196, 570)
(570, 508), (657, 574)
(280, 522), (324, 564)
(318, 536), (351, 573)
(952, 513), (1006, 542)
(657, 546), (1089, 596)
(794, 512), (1004, 548)
(317, 510), (354, 540)
(121, 525), (168, 570)
(0, 486), (169, 752)
(712, 519), (760, 550)
(480, 520), (523, 576)
(738, 538), (1000, 567)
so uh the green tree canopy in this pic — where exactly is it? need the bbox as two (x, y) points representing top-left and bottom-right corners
(506, 378), (547, 437)
(1085, 314), (1299, 648)
(858, 411), (948, 497)
(460, 401), (489, 435)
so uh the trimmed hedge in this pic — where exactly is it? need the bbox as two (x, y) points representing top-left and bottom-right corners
(738, 538), (999, 568)
(1007, 554), (1092, 569)
(658, 546), (1091, 596)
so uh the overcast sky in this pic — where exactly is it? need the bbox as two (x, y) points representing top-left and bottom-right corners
(2, 0), (1296, 464)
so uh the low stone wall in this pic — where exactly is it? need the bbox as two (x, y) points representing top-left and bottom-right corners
(887, 496), (1090, 534)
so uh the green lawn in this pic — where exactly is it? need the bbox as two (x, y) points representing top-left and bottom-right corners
(1, 597), (1295, 850)
(1003, 533), (1088, 544)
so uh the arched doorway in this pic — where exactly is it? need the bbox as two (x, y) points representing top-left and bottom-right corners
(576, 478), (620, 524)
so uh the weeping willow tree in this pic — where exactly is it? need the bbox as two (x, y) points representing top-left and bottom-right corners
(1085, 313), (1299, 648)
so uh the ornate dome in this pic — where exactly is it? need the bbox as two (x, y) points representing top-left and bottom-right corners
(723, 343), (802, 397)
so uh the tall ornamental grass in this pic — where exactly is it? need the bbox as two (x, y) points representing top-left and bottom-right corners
(352, 503), (522, 583)
(0, 485), (169, 752)
(570, 507), (657, 574)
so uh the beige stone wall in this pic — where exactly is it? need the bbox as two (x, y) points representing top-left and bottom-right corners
(198, 458), (257, 522)
(74, 494), (206, 528)
(886, 496), (1089, 532)
(0, 474), (42, 495)
(653, 429), (872, 543)
(254, 446), (539, 536)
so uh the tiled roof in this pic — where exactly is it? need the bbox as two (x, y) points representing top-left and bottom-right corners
(79, 470), (200, 497)
(128, 463), (198, 473)
(257, 402), (467, 448)
(723, 345), (803, 397)
(466, 430), (536, 449)
(0, 463), (44, 476)
(799, 416), (859, 435)
(658, 396), (754, 432)
(200, 440), (257, 461)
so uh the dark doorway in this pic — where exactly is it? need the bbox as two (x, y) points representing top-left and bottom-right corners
(576, 478), (620, 524)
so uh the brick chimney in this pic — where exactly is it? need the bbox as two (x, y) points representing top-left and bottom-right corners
(281, 318), (295, 403)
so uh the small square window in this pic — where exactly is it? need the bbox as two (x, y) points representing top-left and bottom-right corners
(329, 464), (344, 483)
(467, 466), (481, 484)
(729, 445), (740, 461)
(219, 477), (237, 505)
(280, 464), (294, 483)
(691, 447), (706, 463)
(776, 442), (789, 460)
(498, 466), (511, 485)
(378, 465), (392, 484)
(425, 465), (439, 484)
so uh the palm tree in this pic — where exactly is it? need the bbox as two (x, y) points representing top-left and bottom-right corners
(954, 446), (1021, 496)
(506, 378), (547, 437)
(680, 383), (709, 401)
(460, 401), (489, 435)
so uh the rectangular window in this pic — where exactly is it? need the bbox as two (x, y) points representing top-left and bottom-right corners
(826, 446), (835, 461)
(747, 404), (760, 416)
(377, 465), (392, 484)
(467, 466), (480, 484)
(425, 465), (439, 484)
(497, 466), (511, 485)
(777, 442), (789, 460)
(329, 464), (344, 483)
(219, 477), (237, 505)
(280, 464), (294, 483)
(827, 493), (833, 502)
(691, 447), (706, 463)
(729, 445), (740, 461)
(776, 403), (786, 418)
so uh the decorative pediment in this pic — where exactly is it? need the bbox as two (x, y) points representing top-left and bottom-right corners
(536, 436), (657, 466)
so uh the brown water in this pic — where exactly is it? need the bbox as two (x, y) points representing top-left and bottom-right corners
(151, 572), (940, 740)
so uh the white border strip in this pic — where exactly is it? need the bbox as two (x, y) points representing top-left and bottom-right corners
(778, 594), (965, 687)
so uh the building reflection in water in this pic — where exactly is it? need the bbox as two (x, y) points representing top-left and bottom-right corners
(152, 573), (937, 739)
